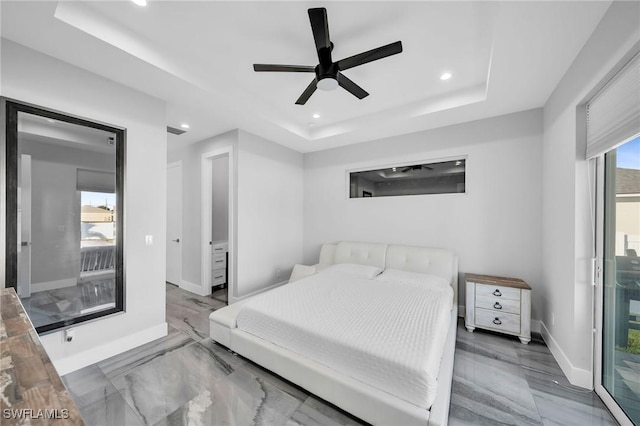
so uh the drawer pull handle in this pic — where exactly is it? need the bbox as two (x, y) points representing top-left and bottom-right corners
(493, 302), (502, 310)
(214, 248), (224, 251)
(215, 260), (224, 263)
(214, 275), (223, 279)
(493, 289), (502, 297)
(493, 317), (502, 325)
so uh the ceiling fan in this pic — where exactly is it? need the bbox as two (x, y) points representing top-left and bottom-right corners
(253, 7), (403, 105)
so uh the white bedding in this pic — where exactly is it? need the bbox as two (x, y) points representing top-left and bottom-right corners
(235, 267), (454, 409)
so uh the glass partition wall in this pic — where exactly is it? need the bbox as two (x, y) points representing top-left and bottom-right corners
(600, 136), (640, 424)
(2, 99), (125, 333)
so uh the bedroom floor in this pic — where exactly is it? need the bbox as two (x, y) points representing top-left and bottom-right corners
(62, 283), (618, 426)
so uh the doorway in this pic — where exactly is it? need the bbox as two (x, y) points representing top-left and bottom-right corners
(201, 147), (234, 303)
(595, 136), (640, 425)
(166, 161), (182, 286)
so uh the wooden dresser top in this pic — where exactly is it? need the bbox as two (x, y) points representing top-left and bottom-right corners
(1, 288), (84, 425)
(465, 273), (531, 290)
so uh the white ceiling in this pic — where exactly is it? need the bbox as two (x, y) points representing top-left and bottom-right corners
(1, 1), (611, 153)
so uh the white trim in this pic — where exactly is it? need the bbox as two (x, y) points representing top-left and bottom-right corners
(458, 304), (465, 318)
(201, 146), (234, 298)
(166, 161), (183, 287)
(229, 280), (287, 304)
(50, 322), (168, 376)
(31, 278), (77, 292)
(540, 321), (593, 389)
(180, 280), (209, 297)
(595, 385), (635, 426)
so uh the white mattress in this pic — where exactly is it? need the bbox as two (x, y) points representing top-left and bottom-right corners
(235, 268), (454, 409)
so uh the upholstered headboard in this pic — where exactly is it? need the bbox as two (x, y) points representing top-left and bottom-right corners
(317, 241), (458, 298)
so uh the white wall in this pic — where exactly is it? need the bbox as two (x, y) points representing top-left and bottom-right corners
(541, 1), (640, 388)
(212, 155), (229, 242)
(1, 39), (168, 374)
(303, 109), (543, 317)
(167, 130), (238, 288)
(167, 129), (304, 300)
(236, 130), (304, 298)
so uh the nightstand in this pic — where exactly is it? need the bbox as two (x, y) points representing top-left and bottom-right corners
(465, 273), (532, 344)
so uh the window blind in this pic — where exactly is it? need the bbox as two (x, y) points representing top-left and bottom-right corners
(77, 169), (115, 193)
(586, 52), (640, 159)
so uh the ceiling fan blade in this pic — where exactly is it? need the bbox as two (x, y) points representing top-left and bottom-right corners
(337, 73), (369, 99)
(308, 8), (331, 54)
(400, 167), (412, 173)
(253, 64), (315, 72)
(295, 79), (318, 105)
(337, 41), (403, 71)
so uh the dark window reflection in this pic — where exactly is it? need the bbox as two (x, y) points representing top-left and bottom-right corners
(349, 159), (466, 198)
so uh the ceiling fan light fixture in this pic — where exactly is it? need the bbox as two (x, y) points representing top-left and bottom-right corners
(317, 77), (339, 91)
(312, 113), (320, 119)
(440, 72), (452, 81)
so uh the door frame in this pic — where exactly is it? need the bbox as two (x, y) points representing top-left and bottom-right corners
(201, 146), (235, 298)
(166, 161), (182, 287)
(593, 155), (635, 426)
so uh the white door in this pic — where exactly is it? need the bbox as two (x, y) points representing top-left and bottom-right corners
(17, 154), (32, 298)
(166, 162), (182, 285)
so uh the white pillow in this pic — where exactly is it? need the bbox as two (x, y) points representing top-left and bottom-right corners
(322, 263), (383, 279)
(376, 268), (450, 288)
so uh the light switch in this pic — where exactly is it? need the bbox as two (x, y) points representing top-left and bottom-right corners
(145, 235), (153, 245)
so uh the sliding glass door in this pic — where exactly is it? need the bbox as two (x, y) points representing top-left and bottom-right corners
(597, 136), (640, 425)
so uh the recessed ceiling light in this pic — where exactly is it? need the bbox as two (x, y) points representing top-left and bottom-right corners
(131, 0), (147, 6)
(392, 167), (397, 172)
(440, 72), (452, 81)
(180, 123), (190, 129)
(455, 160), (462, 166)
(312, 113), (320, 119)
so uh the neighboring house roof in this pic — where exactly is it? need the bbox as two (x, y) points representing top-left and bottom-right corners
(616, 168), (640, 195)
(81, 205), (111, 213)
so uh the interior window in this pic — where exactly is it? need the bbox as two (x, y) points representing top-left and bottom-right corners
(349, 159), (466, 198)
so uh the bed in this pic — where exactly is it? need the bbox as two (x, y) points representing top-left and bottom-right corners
(209, 241), (459, 425)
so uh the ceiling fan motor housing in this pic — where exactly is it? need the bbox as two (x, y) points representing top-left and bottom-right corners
(316, 61), (339, 90)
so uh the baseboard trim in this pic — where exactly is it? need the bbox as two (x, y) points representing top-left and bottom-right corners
(539, 321), (592, 389)
(180, 280), (209, 297)
(51, 322), (168, 376)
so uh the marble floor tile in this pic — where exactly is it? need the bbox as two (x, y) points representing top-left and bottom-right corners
(110, 339), (245, 425)
(97, 325), (196, 379)
(155, 368), (305, 426)
(168, 308), (217, 341)
(531, 388), (617, 426)
(286, 396), (365, 426)
(63, 365), (144, 426)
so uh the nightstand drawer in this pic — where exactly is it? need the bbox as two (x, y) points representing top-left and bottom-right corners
(212, 270), (226, 285)
(476, 283), (520, 301)
(476, 296), (520, 314)
(475, 309), (520, 334)
(212, 253), (226, 269)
